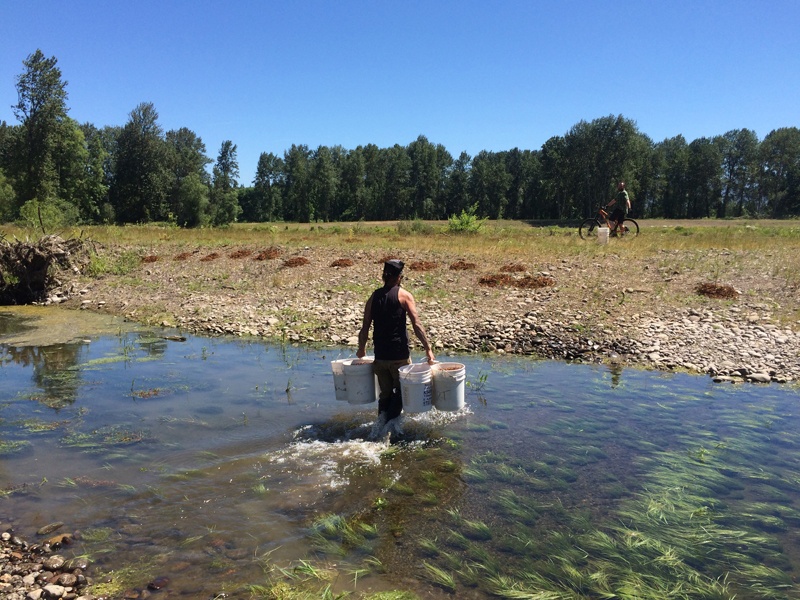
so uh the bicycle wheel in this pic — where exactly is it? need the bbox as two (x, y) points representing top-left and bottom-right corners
(619, 218), (639, 237)
(578, 219), (600, 240)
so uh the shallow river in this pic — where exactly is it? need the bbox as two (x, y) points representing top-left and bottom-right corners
(1, 306), (799, 599)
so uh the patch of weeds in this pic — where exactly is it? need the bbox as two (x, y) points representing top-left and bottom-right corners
(422, 561), (457, 591)
(61, 426), (151, 451)
(17, 418), (69, 433)
(461, 519), (493, 540)
(466, 422), (491, 432)
(0, 439), (31, 456)
(390, 482), (416, 496)
(22, 393), (73, 410)
(397, 219), (436, 235)
(89, 556), (159, 598)
(85, 250), (141, 277)
(80, 527), (115, 543)
(131, 388), (161, 399)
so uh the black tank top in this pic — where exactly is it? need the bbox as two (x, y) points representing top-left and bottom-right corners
(371, 284), (410, 360)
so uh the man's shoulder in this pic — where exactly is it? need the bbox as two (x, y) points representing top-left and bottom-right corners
(398, 287), (415, 302)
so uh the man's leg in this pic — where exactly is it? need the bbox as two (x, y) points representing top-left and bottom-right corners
(374, 358), (410, 420)
(373, 360), (395, 418)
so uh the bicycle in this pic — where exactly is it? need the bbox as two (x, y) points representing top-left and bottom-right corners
(578, 206), (639, 240)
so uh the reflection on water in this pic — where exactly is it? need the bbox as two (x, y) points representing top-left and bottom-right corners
(2, 307), (800, 599)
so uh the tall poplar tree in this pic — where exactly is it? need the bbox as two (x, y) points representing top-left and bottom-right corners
(210, 140), (241, 225)
(12, 49), (69, 206)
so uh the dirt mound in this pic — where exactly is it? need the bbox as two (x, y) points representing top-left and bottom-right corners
(500, 263), (526, 273)
(283, 256), (310, 268)
(696, 282), (738, 299)
(449, 260), (476, 271)
(230, 249), (253, 259)
(479, 274), (556, 289)
(331, 258), (354, 267)
(200, 253), (220, 262)
(255, 247), (282, 260)
(141, 255), (159, 263)
(409, 260), (437, 271)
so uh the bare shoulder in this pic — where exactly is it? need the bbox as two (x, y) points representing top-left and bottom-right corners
(398, 287), (417, 309)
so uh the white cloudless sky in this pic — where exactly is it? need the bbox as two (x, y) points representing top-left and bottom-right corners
(1, 0), (798, 184)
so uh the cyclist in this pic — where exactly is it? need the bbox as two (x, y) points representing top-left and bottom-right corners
(606, 181), (631, 235)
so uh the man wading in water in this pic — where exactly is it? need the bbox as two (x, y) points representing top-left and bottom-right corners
(357, 260), (436, 432)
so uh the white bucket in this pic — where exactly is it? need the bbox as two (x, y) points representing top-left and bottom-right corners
(343, 358), (377, 405)
(431, 362), (466, 411)
(330, 359), (349, 401)
(597, 227), (609, 245)
(399, 363), (433, 413)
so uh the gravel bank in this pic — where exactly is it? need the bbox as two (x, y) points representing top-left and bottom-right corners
(55, 244), (800, 385)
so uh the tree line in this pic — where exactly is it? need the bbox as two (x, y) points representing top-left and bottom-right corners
(1, 50), (798, 228)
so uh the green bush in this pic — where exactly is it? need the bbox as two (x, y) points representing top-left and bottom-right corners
(18, 198), (79, 231)
(448, 204), (485, 233)
(397, 219), (435, 235)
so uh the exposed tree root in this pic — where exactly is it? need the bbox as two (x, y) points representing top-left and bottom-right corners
(0, 234), (94, 304)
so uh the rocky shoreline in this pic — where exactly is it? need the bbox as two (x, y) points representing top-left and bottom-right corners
(55, 245), (800, 385)
(0, 528), (93, 600)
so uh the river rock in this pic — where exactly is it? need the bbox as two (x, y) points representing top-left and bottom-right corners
(747, 372), (772, 383)
(35, 523), (64, 536)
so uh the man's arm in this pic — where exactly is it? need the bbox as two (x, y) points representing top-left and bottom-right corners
(357, 296), (373, 358)
(399, 289), (435, 363)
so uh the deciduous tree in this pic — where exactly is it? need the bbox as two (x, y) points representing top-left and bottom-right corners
(210, 140), (241, 225)
(111, 102), (170, 222)
(12, 49), (69, 206)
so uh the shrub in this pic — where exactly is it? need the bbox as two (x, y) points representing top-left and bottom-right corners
(397, 219), (435, 235)
(18, 198), (79, 231)
(448, 204), (485, 234)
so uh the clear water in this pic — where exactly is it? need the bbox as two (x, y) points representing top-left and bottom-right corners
(2, 307), (799, 599)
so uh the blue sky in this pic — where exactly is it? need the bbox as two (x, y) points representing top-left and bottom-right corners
(1, 0), (798, 184)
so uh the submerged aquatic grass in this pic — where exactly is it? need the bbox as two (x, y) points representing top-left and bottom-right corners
(4, 306), (800, 599)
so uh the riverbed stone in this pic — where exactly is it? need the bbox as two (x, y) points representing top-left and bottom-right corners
(747, 372), (772, 383)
